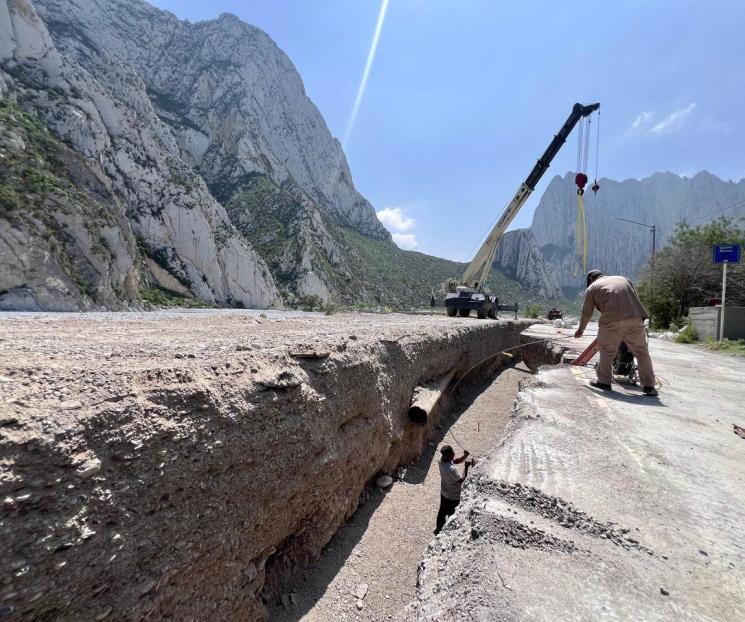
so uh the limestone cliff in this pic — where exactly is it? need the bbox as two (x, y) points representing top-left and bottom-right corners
(531, 172), (745, 290)
(33, 0), (389, 304)
(494, 229), (563, 300)
(0, 0), (283, 310)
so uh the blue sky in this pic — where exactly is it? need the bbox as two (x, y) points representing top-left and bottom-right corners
(151, 0), (745, 260)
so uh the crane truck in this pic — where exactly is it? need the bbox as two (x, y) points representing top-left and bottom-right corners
(444, 102), (600, 318)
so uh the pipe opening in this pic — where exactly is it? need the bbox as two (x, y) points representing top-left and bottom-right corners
(407, 405), (428, 426)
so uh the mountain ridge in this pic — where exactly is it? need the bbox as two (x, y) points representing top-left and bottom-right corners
(530, 170), (745, 289)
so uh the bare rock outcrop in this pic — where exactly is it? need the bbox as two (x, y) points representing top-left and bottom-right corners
(32, 0), (389, 303)
(494, 229), (563, 299)
(1, 0), (283, 310)
(530, 171), (745, 289)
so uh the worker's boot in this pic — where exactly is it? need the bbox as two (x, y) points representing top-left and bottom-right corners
(589, 381), (612, 391)
(642, 386), (659, 396)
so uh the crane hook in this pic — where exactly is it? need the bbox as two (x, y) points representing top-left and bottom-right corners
(575, 172), (588, 195)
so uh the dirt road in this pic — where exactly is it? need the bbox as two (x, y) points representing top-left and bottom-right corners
(269, 364), (531, 621)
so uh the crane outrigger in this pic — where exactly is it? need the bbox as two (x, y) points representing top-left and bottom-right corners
(444, 102), (600, 318)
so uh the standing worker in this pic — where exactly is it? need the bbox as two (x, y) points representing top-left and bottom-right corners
(435, 445), (473, 535)
(574, 270), (658, 395)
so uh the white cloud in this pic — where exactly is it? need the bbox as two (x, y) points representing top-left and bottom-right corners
(649, 102), (697, 134)
(376, 207), (415, 232)
(392, 233), (418, 250)
(631, 110), (655, 130)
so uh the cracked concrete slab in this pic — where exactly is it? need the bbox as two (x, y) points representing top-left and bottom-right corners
(404, 325), (745, 621)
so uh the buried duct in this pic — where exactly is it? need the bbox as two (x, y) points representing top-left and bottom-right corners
(407, 369), (456, 426)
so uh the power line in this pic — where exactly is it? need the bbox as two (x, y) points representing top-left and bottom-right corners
(686, 197), (745, 224)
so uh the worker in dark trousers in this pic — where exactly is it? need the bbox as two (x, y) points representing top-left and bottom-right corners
(435, 445), (473, 534)
(575, 270), (658, 395)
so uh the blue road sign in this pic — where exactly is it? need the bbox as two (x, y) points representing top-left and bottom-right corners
(713, 244), (741, 264)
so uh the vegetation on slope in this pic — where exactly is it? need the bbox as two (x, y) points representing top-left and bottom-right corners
(338, 227), (573, 311)
(221, 171), (574, 311)
(0, 98), (128, 302)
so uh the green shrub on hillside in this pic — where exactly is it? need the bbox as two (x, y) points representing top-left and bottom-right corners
(141, 287), (211, 309)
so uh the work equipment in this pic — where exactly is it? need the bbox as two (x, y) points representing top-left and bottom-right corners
(573, 338), (639, 385)
(444, 102), (600, 319)
(612, 341), (638, 384)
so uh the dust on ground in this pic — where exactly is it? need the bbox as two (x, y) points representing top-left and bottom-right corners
(268, 364), (531, 621)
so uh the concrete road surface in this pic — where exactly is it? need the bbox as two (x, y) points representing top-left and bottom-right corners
(406, 324), (745, 621)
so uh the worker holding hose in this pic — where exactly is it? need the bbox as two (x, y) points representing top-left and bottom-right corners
(435, 445), (474, 535)
(575, 270), (658, 396)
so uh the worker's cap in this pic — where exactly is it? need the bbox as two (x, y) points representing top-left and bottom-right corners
(586, 270), (604, 287)
(440, 445), (455, 457)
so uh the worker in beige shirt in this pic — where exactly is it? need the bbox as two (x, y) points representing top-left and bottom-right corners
(574, 270), (658, 395)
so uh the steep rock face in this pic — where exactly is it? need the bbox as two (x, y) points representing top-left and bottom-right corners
(35, 0), (386, 239)
(33, 0), (388, 302)
(0, 99), (140, 311)
(494, 229), (563, 299)
(1, 0), (282, 310)
(531, 172), (745, 289)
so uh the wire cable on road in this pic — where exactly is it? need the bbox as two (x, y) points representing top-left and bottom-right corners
(444, 329), (666, 449)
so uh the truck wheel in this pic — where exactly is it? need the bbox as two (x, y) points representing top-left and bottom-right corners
(487, 308), (496, 319)
(458, 309), (471, 317)
(477, 308), (487, 319)
(446, 306), (457, 317)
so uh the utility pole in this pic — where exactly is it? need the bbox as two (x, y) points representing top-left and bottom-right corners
(650, 225), (656, 297)
(612, 217), (657, 297)
(720, 260), (728, 341)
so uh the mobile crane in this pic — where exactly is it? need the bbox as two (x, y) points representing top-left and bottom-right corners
(444, 102), (600, 318)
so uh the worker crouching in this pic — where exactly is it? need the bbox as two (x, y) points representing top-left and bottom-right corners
(575, 270), (658, 396)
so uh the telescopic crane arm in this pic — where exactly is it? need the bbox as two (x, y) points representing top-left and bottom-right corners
(461, 102), (600, 291)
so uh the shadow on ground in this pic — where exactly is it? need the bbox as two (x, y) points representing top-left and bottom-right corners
(268, 363), (523, 621)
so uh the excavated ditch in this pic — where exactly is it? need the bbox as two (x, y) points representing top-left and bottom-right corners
(0, 311), (535, 621)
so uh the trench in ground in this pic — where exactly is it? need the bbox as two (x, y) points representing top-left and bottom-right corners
(267, 362), (532, 621)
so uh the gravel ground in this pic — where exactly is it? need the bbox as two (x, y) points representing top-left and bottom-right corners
(268, 365), (530, 621)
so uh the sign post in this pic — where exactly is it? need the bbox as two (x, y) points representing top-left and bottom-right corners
(713, 244), (741, 340)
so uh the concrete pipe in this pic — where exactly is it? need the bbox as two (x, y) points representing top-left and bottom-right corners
(407, 369), (456, 426)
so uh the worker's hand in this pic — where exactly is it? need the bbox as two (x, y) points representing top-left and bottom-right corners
(574, 328), (584, 338)
(462, 450), (470, 458)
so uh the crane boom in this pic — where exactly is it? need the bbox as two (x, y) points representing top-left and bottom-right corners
(461, 102), (600, 290)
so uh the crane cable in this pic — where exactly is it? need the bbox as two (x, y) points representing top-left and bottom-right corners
(444, 329), (664, 451)
(574, 113), (599, 277)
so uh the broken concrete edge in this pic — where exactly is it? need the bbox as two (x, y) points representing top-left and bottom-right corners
(402, 344), (745, 621)
(1, 318), (536, 621)
(398, 371), (656, 621)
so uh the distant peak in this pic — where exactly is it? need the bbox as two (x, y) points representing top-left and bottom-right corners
(217, 12), (240, 22)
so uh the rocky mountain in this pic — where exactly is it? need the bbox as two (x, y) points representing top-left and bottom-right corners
(1, 0), (282, 311)
(531, 171), (745, 292)
(1, 0), (561, 311)
(31, 0), (394, 305)
(493, 229), (563, 299)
